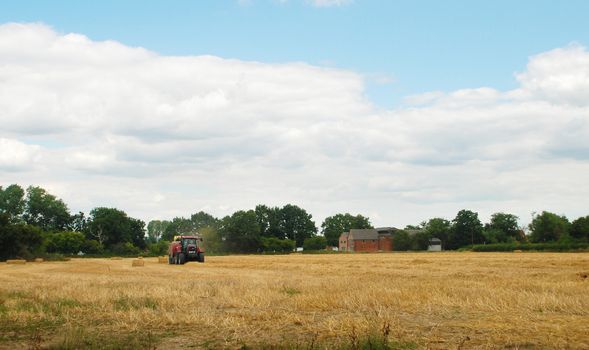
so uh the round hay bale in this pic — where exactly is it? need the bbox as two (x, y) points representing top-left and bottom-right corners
(6, 259), (26, 265)
(132, 259), (145, 267)
(34, 258), (44, 263)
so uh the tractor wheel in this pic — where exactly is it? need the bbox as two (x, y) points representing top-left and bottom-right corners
(179, 253), (186, 265)
(174, 254), (179, 265)
(198, 253), (205, 263)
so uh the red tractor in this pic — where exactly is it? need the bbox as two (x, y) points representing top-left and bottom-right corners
(168, 235), (205, 264)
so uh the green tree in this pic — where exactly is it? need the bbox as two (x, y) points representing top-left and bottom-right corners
(147, 220), (169, 243)
(424, 218), (451, 249)
(23, 186), (71, 231)
(0, 184), (25, 223)
(570, 215), (589, 241)
(392, 230), (411, 251)
(485, 212), (521, 242)
(45, 231), (86, 254)
(190, 211), (219, 231)
(410, 230), (432, 250)
(0, 213), (44, 260)
(161, 217), (192, 241)
(303, 236), (327, 251)
(279, 204), (317, 247)
(69, 211), (87, 232)
(147, 240), (170, 256)
(529, 211), (570, 243)
(448, 210), (484, 249)
(200, 226), (223, 254)
(85, 207), (146, 249)
(255, 205), (284, 239)
(261, 237), (295, 253)
(219, 210), (261, 253)
(321, 213), (372, 247)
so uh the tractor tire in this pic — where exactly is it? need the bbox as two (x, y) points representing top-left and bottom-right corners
(179, 253), (186, 265)
(174, 254), (179, 265)
(197, 253), (205, 263)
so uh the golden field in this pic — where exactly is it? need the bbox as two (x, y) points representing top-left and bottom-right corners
(1, 252), (588, 349)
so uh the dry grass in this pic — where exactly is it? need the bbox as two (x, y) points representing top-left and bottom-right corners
(5, 260), (26, 265)
(1, 252), (588, 349)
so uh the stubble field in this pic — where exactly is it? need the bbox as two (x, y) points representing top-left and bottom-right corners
(1, 252), (588, 349)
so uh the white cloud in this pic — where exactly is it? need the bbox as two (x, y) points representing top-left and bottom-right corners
(1, 23), (588, 227)
(0, 138), (41, 171)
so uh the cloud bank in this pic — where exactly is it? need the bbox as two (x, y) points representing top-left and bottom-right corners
(1, 23), (588, 227)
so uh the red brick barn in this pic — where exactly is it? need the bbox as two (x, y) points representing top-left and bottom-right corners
(339, 228), (396, 252)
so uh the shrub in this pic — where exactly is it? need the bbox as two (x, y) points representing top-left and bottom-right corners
(471, 242), (589, 252)
(303, 236), (327, 251)
(147, 240), (169, 256)
(261, 237), (295, 253)
(110, 242), (141, 256)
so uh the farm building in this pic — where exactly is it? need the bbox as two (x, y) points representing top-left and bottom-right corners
(339, 227), (397, 252)
(428, 238), (442, 251)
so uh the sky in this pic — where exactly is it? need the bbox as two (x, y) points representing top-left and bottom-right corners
(1, 0), (589, 229)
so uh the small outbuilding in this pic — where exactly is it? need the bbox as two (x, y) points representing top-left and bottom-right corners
(427, 238), (442, 251)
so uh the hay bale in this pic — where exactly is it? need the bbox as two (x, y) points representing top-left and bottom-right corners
(513, 250), (523, 253)
(110, 257), (123, 260)
(34, 258), (44, 263)
(158, 256), (168, 264)
(132, 259), (145, 267)
(6, 259), (26, 265)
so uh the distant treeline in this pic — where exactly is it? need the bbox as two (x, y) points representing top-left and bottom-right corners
(1, 183), (588, 260)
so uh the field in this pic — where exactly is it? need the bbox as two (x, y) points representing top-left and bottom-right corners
(1, 253), (588, 349)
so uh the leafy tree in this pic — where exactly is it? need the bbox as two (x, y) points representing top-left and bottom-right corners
(0, 184), (25, 223)
(321, 213), (372, 247)
(279, 204), (317, 247)
(424, 218), (451, 249)
(529, 211), (570, 243)
(303, 236), (327, 251)
(447, 210), (484, 249)
(45, 231), (86, 254)
(85, 207), (145, 249)
(485, 213), (521, 242)
(261, 237), (295, 252)
(219, 210), (261, 253)
(23, 186), (71, 231)
(161, 217), (193, 241)
(570, 215), (589, 241)
(411, 230), (432, 250)
(199, 226), (223, 254)
(393, 230), (411, 251)
(190, 211), (219, 230)
(111, 242), (141, 256)
(147, 240), (170, 256)
(147, 220), (168, 243)
(82, 239), (103, 254)
(404, 222), (426, 230)
(255, 205), (284, 239)
(69, 211), (87, 232)
(0, 213), (44, 260)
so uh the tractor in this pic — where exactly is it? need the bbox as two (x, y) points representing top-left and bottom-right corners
(168, 235), (205, 264)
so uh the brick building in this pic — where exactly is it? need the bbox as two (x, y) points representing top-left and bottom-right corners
(339, 227), (397, 252)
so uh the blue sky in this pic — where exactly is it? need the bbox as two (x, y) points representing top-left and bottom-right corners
(3, 0), (588, 107)
(1, 1), (589, 227)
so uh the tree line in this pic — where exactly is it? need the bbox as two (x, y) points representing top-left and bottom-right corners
(1, 183), (588, 260)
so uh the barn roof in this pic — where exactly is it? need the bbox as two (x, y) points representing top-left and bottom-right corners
(349, 229), (379, 240)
